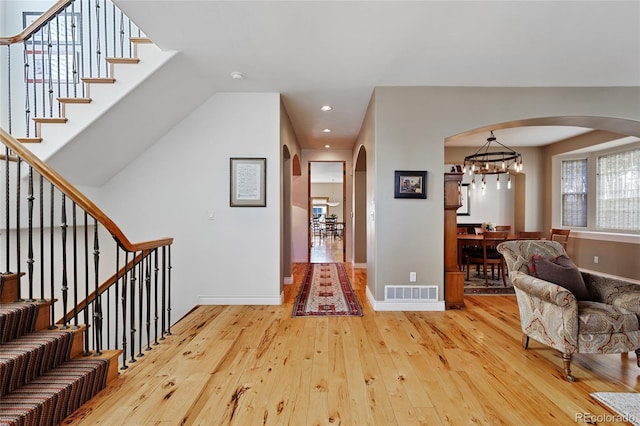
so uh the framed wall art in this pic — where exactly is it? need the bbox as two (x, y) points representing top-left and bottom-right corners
(394, 170), (427, 199)
(230, 157), (266, 207)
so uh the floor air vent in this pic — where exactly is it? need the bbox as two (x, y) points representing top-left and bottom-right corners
(385, 285), (438, 302)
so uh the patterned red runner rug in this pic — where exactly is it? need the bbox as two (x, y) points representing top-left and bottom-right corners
(292, 263), (363, 317)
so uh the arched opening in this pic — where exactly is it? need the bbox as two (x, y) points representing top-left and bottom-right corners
(282, 145), (293, 286)
(354, 146), (367, 267)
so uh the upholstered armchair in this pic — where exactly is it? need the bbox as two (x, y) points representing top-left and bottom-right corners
(497, 240), (640, 381)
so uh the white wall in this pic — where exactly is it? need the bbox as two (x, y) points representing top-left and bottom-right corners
(91, 93), (282, 322)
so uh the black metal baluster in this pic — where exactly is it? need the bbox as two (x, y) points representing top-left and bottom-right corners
(26, 166), (35, 301)
(114, 246), (120, 349)
(7, 44), (13, 134)
(60, 194), (69, 328)
(137, 258), (144, 357)
(145, 254), (152, 351)
(3, 147), (9, 274)
(23, 43), (31, 138)
(129, 251), (137, 363)
(166, 245), (172, 335)
(153, 249), (159, 346)
(95, 0), (102, 78)
(78, 0), (86, 98)
(160, 246), (165, 340)
(103, 0), (108, 75)
(70, 1), (79, 95)
(15, 157), (22, 302)
(72, 202), (79, 328)
(93, 219), (102, 355)
(83, 212), (90, 355)
(46, 17), (54, 116)
(49, 183), (56, 329)
(39, 174), (45, 302)
(120, 250), (128, 370)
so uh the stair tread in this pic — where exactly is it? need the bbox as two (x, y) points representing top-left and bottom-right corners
(106, 57), (140, 64)
(57, 97), (91, 103)
(16, 137), (43, 143)
(82, 77), (116, 84)
(130, 37), (152, 44)
(32, 117), (68, 123)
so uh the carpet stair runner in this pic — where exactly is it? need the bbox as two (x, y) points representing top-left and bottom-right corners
(0, 275), (120, 426)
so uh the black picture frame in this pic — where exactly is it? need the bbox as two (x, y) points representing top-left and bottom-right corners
(230, 157), (267, 207)
(457, 184), (470, 216)
(394, 170), (427, 199)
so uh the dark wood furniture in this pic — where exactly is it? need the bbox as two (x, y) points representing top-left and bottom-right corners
(444, 173), (465, 309)
(465, 231), (509, 286)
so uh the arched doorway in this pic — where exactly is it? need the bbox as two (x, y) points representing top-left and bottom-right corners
(353, 146), (367, 268)
(308, 161), (345, 263)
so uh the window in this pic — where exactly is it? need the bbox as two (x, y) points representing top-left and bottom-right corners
(596, 148), (640, 232)
(561, 159), (587, 227)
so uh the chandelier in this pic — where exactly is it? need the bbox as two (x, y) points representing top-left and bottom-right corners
(463, 131), (523, 191)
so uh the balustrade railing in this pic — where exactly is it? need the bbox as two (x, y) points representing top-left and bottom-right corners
(1, 0), (145, 141)
(1, 127), (173, 369)
(0, 0), (172, 370)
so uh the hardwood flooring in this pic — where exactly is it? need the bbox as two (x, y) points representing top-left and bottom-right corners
(310, 234), (343, 263)
(65, 264), (639, 425)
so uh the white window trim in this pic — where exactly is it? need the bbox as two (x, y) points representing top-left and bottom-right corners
(554, 140), (640, 236)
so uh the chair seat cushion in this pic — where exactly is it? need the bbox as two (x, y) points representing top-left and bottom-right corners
(531, 255), (591, 300)
(578, 301), (639, 334)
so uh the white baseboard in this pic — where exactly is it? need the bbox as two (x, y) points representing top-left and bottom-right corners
(283, 276), (293, 285)
(353, 262), (367, 269)
(198, 292), (283, 305)
(366, 286), (445, 311)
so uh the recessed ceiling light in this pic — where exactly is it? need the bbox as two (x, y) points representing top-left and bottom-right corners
(322, 128), (331, 133)
(230, 71), (245, 80)
(321, 105), (332, 112)
(325, 145), (331, 148)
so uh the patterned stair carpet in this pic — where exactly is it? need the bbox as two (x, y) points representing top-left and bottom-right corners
(293, 263), (363, 317)
(0, 303), (109, 426)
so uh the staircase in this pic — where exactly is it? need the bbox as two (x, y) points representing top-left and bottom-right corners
(0, 2), (176, 424)
(0, 273), (120, 425)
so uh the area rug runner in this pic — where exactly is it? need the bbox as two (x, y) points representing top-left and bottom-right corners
(464, 270), (515, 295)
(293, 263), (363, 317)
(591, 392), (640, 425)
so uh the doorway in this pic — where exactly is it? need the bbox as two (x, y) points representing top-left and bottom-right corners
(309, 161), (345, 263)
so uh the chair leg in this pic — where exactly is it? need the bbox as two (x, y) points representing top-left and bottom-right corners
(562, 353), (576, 382)
(522, 334), (529, 349)
(636, 349), (640, 367)
(484, 262), (489, 286)
(500, 260), (507, 287)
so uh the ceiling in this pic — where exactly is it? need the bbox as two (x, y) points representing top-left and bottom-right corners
(116, 1), (640, 151)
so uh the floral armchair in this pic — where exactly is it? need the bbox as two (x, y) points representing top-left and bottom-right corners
(497, 240), (640, 381)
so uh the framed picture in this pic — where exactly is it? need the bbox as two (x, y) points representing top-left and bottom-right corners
(394, 170), (427, 199)
(457, 184), (470, 216)
(230, 157), (266, 207)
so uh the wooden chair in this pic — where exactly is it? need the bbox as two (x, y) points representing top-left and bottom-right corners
(495, 225), (511, 232)
(456, 227), (468, 235)
(466, 231), (509, 286)
(517, 231), (543, 240)
(549, 228), (570, 250)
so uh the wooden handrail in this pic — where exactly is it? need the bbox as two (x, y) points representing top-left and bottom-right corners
(60, 251), (147, 324)
(0, 127), (173, 251)
(0, 0), (73, 45)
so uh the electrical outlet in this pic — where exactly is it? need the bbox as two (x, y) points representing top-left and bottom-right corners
(409, 272), (416, 282)
(593, 256), (599, 264)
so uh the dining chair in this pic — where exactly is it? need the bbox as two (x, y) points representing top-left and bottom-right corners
(457, 226), (468, 235)
(495, 225), (511, 232)
(466, 231), (509, 286)
(549, 228), (570, 250)
(517, 231), (543, 240)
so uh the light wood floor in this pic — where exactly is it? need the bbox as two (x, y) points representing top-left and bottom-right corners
(65, 263), (639, 425)
(310, 234), (343, 263)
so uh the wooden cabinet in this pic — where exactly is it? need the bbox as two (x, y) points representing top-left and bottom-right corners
(444, 173), (465, 309)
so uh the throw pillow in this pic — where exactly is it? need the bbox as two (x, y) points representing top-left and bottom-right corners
(532, 255), (591, 300)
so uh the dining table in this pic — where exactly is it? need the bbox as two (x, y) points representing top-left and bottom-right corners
(457, 233), (518, 269)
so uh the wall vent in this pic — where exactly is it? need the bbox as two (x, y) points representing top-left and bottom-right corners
(385, 285), (438, 302)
